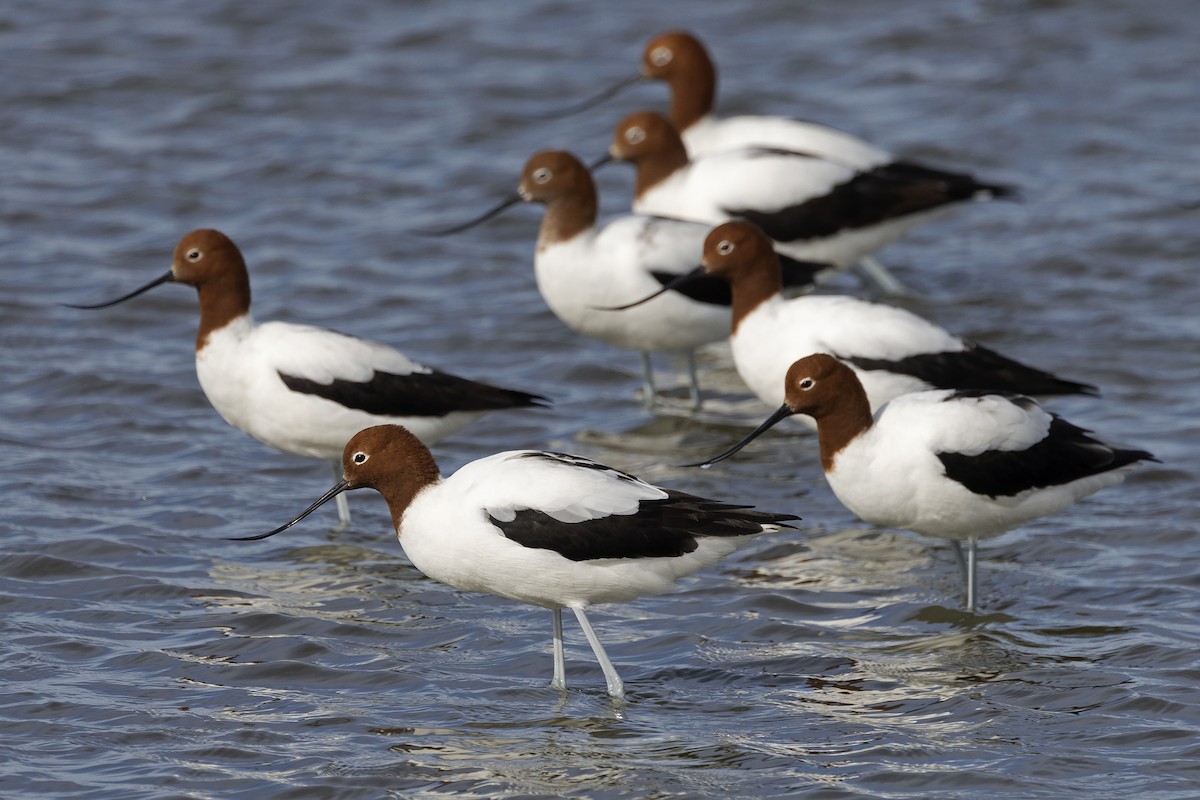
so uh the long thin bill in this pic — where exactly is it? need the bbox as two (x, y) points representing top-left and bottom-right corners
(526, 74), (645, 120)
(64, 270), (175, 309)
(227, 480), (351, 541)
(413, 193), (524, 236)
(594, 265), (705, 311)
(688, 405), (796, 468)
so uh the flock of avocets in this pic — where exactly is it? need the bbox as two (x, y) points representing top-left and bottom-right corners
(73, 32), (1156, 699)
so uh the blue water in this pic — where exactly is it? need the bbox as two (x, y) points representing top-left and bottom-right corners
(2, 1), (1197, 797)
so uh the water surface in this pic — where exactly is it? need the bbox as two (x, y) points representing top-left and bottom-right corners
(1, 1), (1197, 797)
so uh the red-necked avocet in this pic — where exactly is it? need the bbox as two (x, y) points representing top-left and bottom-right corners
(69, 230), (547, 526)
(233, 424), (798, 698)
(697, 353), (1155, 612)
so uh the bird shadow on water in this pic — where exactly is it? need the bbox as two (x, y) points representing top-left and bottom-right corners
(567, 400), (818, 493)
(570, 408), (767, 456)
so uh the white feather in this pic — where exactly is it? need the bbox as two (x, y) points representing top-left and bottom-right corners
(196, 315), (487, 460)
(632, 147), (931, 267)
(683, 113), (892, 169)
(731, 294), (965, 417)
(535, 214), (729, 353)
(397, 450), (765, 608)
(827, 390), (1136, 540)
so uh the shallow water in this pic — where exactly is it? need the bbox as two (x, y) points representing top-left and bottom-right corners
(1, 1), (1197, 797)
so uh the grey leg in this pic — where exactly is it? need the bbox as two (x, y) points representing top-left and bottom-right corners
(684, 351), (701, 411)
(572, 607), (624, 699)
(550, 608), (566, 691)
(965, 538), (979, 614)
(857, 254), (909, 296)
(640, 351), (656, 409)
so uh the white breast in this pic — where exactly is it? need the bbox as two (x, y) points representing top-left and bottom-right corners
(397, 451), (755, 609)
(535, 217), (730, 353)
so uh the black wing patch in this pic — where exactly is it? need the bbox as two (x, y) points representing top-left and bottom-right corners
(649, 256), (829, 306)
(938, 415), (1156, 498)
(778, 255), (834, 290)
(844, 342), (1097, 397)
(725, 161), (1015, 243)
(490, 489), (799, 562)
(279, 369), (549, 417)
(650, 269), (732, 306)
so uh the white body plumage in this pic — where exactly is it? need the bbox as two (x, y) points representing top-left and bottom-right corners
(398, 450), (777, 608)
(534, 215), (730, 354)
(196, 315), (486, 461)
(730, 293), (964, 418)
(826, 390), (1140, 542)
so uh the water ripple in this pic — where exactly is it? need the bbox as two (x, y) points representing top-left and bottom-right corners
(0, 0), (1196, 798)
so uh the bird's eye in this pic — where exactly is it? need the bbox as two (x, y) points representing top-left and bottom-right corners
(650, 46), (673, 67)
(532, 167), (552, 184)
(624, 126), (646, 145)
(716, 240), (734, 255)
(352, 452), (369, 465)
(186, 248), (202, 262)
(798, 378), (815, 391)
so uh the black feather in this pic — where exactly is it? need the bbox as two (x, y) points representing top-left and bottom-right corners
(490, 488), (798, 562)
(278, 369), (549, 417)
(844, 342), (1097, 397)
(938, 414), (1156, 498)
(650, 254), (828, 307)
(725, 160), (1014, 243)
(778, 255), (834, 289)
(649, 270), (732, 306)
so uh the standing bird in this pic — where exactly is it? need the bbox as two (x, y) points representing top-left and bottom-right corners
(233, 424), (798, 698)
(697, 354), (1156, 612)
(608, 111), (1011, 290)
(418, 150), (830, 409)
(516, 150), (830, 408)
(519, 149), (739, 409)
(613, 221), (1095, 420)
(549, 29), (888, 167)
(543, 30), (1012, 292)
(69, 229), (547, 525)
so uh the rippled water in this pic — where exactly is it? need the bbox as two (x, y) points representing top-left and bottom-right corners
(2, 1), (1197, 797)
